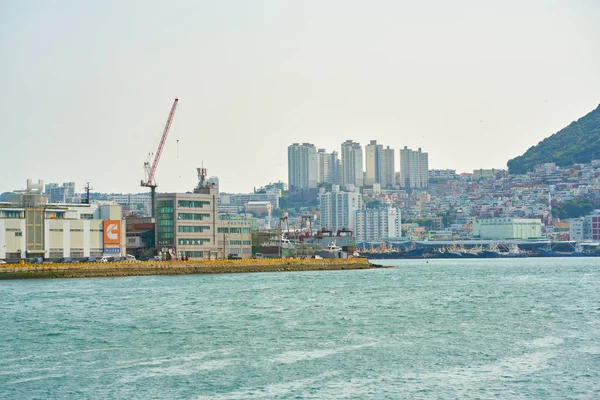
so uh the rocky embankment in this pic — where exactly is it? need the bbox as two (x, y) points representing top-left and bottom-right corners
(0, 258), (378, 280)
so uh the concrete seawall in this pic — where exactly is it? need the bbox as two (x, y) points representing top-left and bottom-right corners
(0, 258), (379, 280)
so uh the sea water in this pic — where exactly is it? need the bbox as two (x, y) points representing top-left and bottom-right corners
(1, 258), (599, 399)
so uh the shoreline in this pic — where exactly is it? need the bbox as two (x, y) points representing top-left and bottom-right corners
(0, 258), (379, 280)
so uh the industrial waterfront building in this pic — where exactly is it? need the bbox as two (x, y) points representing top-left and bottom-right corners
(217, 216), (253, 259)
(155, 187), (219, 260)
(472, 218), (542, 240)
(0, 201), (125, 261)
(569, 211), (600, 241)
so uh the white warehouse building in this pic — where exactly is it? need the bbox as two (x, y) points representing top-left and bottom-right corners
(472, 218), (542, 240)
(0, 202), (125, 261)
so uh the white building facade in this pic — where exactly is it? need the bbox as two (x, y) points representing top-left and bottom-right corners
(570, 211), (600, 241)
(472, 218), (542, 240)
(400, 146), (429, 188)
(0, 203), (125, 261)
(341, 140), (363, 188)
(365, 141), (394, 188)
(288, 143), (318, 192)
(355, 207), (402, 243)
(317, 149), (341, 185)
(319, 187), (363, 233)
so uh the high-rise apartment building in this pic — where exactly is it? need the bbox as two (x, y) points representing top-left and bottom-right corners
(399, 146), (429, 188)
(355, 207), (402, 243)
(365, 141), (395, 188)
(341, 140), (363, 188)
(317, 149), (340, 185)
(288, 143), (317, 192)
(384, 146), (395, 188)
(365, 140), (383, 187)
(45, 182), (77, 203)
(319, 186), (362, 232)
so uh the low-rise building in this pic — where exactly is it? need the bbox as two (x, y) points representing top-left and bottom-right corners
(217, 218), (253, 258)
(0, 202), (125, 261)
(156, 186), (219, 260)
(472, 217), (542, 240)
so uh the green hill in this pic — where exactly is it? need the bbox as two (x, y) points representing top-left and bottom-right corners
(507, 104), (600, 174)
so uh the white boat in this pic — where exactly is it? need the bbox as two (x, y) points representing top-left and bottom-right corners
(315, 241), (347, 259)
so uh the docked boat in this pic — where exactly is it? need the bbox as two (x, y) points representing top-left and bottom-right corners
(315, 242), (347, 259)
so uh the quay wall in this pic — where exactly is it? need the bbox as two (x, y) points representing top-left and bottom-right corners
(0, 258), (376, 280)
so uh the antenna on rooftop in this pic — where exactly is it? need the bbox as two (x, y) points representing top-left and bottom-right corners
(82, 182), (92, 204)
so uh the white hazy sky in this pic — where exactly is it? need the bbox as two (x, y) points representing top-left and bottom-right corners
(1, 0), (599, 195)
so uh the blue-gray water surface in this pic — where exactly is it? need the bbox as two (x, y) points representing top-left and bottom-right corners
(1, 258), (599, 399)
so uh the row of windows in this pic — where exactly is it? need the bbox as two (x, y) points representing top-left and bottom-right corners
(178, 225), (210, 233)
(217, 227), (251, 234)
(158, 207), (174, 214)
(178, 238), (211, 246)
(229, 240), (251, 246)
(158, 232), (174, 239)
(178, 200), (210, 208)
(158, 200), (174, 208)
(2, 211), (22, 218)
(178, 213), (211, 220)
(183, 251), (204, 258)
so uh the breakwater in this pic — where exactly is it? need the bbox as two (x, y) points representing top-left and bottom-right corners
(0, 258), (375, 280)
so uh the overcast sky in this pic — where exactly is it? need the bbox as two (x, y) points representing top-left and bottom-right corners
(1, 0), (599, 195)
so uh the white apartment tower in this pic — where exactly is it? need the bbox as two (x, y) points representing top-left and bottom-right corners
(399, 146), (429, 188)
(317, 149), (341, 185)
(365, 140), (383, 187)
(365, 141), (395, 188)
(384, 146), (395, 188)
(319, 186), (363, 233)
(355, 207), (402, 243)
(288, 143), (317, 192)
(341, 140), (363, 188)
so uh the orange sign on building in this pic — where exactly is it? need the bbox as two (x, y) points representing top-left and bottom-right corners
(103, 220), (121, 252)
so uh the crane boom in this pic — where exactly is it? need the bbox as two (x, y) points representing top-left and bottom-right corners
(143, 98), (179, 186)
(141, 98), (179, 220)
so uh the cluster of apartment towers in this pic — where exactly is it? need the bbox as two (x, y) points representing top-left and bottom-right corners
(288, 140), (429, 192)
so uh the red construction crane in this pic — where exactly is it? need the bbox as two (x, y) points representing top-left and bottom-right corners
(141, 98), (179, 219)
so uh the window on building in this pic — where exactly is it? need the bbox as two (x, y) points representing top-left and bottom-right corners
(177, 238), (210, 246)
(178, 200), (211, 208)
(178, 213), (210, 220)
(217, 227), (229, 233)
(183, 251), (204, 258)
(178, 225), (210, 233)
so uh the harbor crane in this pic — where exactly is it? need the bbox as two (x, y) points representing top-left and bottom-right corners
(141, 98), (179, 219)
